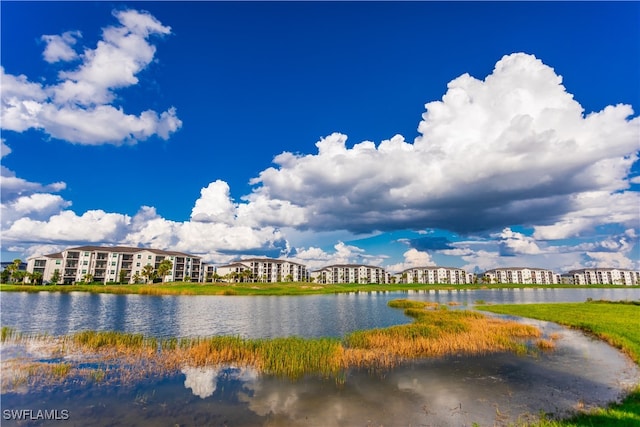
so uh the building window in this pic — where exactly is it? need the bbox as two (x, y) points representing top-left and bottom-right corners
(137, 255), (141, 259)
(136, 262), (140, 267)
(111, 262), (116, 266)
(83, 261), (88, 265)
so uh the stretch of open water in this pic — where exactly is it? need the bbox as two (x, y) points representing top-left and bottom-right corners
(2, 287), (638, 338)
(1, 288), (639, 426)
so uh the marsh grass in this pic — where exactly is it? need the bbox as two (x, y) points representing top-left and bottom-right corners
(50, 363), (71, 378)
(1, 299), (541, 391)
(535, 338), (556, 351)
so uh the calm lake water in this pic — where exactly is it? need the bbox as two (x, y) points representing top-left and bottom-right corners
(2, 287), (639, 338)
(1, 288), (639, 426)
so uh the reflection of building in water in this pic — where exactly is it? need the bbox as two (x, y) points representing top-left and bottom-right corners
(562, 268), (640, 285)
(482, 267), (559, 284)
(182, 366), (219, 398)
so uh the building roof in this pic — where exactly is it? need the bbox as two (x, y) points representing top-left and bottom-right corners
(314, 264), (386, 272)
(567, 268), (639, 274)
(484, 267), (554, 273)
(33, 245), (199, 260)
(399, 266), (469, 274)
(239, 257), (306, 266)
(217, 262), (251, 269)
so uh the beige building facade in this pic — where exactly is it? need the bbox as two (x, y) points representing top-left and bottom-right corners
(396, 266), (474, 284)
(564, 268), (640, 285)
(311, 264), (389, 284)
(209, 258), (308, 283)
(26, 246), (204, 284)
(482, 267), (559, 284)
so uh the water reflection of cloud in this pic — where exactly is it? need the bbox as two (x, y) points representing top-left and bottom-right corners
(181, 366), (219, 398)
(231, 339), (639, 427)
(236, 373), (427, 426)
(181, 365), (259, 399)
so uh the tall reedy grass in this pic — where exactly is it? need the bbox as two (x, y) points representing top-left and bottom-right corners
(344, 300), (539, 363)
(2, 299), (542, 389)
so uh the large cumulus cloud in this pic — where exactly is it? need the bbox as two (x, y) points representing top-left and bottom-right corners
(248, 53), (639, 238)
(1, 9), (182, 145)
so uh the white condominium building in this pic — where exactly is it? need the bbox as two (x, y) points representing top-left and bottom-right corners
(565, 268), (640, 285)
(26, 246), (204, 284)
(483, 267), (559, 284)
(312, 264), (388, 284)
(396, 266), (474, 284)
(211, 257), (308, 282)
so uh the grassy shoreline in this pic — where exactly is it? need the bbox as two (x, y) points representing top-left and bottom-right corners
(1, 282), (637, 296)
(478, 301), (640, 426)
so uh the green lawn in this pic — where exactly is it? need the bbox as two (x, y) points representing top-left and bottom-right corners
(1, 282), (636, 296)
(478, 301), (640, 426)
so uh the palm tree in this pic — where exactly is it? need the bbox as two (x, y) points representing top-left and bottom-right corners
(50, 269), (61, 285)
(241, 269), (252, 283)
(82, 273), (93, 284)
(29, 271), (43, 285)
(141, 264), (155, 284)
(156, 259), (173, 283)
(132, 272), (141, 284)
(6, 259), (23, 284)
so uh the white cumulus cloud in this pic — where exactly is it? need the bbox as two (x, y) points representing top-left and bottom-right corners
(42, 31), (81, 63)
(245, 53), (638, 241)
(1, 9), (181, 145)
(4, 210), (131, 243)
(386, 248), (436, 273)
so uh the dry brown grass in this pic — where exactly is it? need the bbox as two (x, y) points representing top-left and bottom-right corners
(535, 338), (557, 350)
(1, 301), (543, 390)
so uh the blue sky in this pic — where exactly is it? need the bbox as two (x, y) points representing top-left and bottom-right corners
(2, 1), (639, 273)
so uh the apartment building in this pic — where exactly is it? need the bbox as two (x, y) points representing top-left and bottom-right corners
(396, 266), (474, 284)
(209, 257), (308, 282)
(311, 264), (389, 284)
(26, 246), (204, 284)
(482, 267), (559, 284)
(563, 268), (640, 285)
